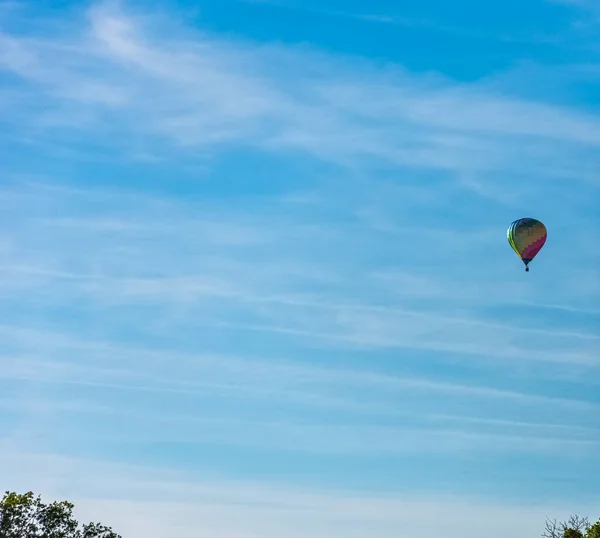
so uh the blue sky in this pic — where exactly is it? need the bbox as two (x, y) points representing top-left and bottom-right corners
(1, 0), (599, 536)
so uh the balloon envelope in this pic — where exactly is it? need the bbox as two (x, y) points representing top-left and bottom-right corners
(507, 218), (547, 269)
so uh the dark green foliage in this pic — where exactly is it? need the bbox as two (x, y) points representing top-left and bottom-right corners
(586, 520), (600, 538)
(543, 515), (600, 538)
(0, 491), (121, 538)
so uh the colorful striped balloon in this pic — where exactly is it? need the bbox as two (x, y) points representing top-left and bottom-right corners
(507, 218), (547, 272)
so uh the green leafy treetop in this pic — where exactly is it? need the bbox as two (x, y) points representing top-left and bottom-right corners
(587, 520), (600, 538)
(543, 515), (600, 538)
(0, 491), (121, 538)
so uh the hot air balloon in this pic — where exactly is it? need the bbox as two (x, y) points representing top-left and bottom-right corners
(507, 218), (547, 272)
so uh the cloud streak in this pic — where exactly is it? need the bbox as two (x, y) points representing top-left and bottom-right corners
(0, 449), (598, 538)
(0, 1), (599, 537)
(2, 1), (600, 181)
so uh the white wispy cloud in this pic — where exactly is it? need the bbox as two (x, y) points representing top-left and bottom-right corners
(1, 1), (600, 184)
(1, 181), (598, 375)
(0, 449), (597, 538)
(1, 323), (598, 457)
(0, 2), (599, 536)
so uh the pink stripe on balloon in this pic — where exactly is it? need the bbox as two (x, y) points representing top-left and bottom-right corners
(521, 235), (547, 259)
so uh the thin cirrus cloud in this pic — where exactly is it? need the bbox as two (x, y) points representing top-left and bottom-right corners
(0, 450), (596, 538)
(1, 181), (598, 374)
(1, 1), (600, 537)
(1, 1), (599, 174)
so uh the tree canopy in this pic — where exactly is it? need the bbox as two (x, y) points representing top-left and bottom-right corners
(0, 491), (121, 538)
(2, 489), (598, 538)
(543, 515), (600, 538)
